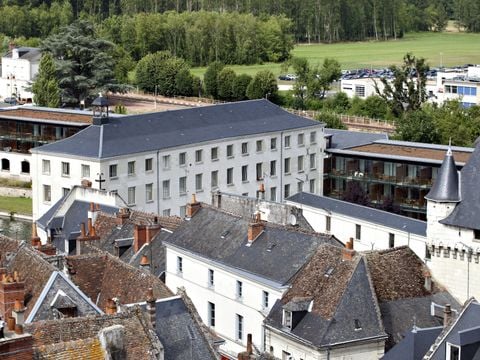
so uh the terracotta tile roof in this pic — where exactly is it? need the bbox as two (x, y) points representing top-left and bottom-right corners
(0, 108), (92, 124)
(66, 252), (172, 311)
(365, 246), (433, 302)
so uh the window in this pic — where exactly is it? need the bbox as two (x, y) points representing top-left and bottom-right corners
(310, 153), (316, 169)
(211, 171), (218, 188)
(242, 165), (248, 182)
(61, 162), (70, 176)
(126, 161), (135, 175)
(179, 206), (186, 218)
(236, 314), (244, 341)
(297, 155), (304, 172)
(145, 158), (153, 171)
(208, 269), (214, 287)
(297, 181), (303, 193)
(298, 133), (304, 146)
(256, 163), (263, 180)
(43, 185), (51, 202)
(425, 244), (432, 260)
(284, 184), (290, 198)
(270, 137), (277, 150)
(256, 140), (263, 152)
(447, 343), (460, 360)
(162, 180), (170, 199)
(263, 291), (269, 309)
(227, 144), (234, 157)
(162, 209), (171, 216)
(146, 183), (153, 202)
(81, 164), (90, 178)
(270, 187), (277, 201)
(195, 174), (203, 191)
(179, 152), (186, 166)
(227, 168), (233, 185)
(208, 302), (215, 327)
(128, 186), (136, 205)
(109, 164), (117, 178)
(309, 179), (315, 193)
(355, 85), (365, 97)
(179, 176), (187, 195)
(389, 233), (395, 248)
(21, 161), (29, 174)
(355, 224), (361, 240)
(284, 135), (291, 148)
(195, 150), (203, 163)
(177, 256), (183, 274)
(270, 160), (277, 176)
(284, 158), (291, 174)
(42, 159), (50, 175)
(326, 216), (331, 232)
(211, 147), (218, 161)
(241, 142), (248, 155)
(283, 310), (292, 328)
(162, 155), (170, 169)
(310, 131), (317, 144)
(474, 229), (480, 240)
(236, 280), (243, 300)
(62, 187), (70, 197)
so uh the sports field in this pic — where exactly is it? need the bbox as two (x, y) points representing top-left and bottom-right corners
(190, 31), (480, 78)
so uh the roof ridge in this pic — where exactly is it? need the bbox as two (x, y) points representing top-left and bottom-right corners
(362, 255), (387, 337)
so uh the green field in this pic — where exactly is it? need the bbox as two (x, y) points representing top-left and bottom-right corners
(190, 32), (480, 78)
(0, 196), (32, 215)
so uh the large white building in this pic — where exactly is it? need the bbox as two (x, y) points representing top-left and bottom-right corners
(31, 99), (325, 220)
(0, 47), (41, 102)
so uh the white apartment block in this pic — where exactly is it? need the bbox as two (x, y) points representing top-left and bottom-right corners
(31, 100), (325, 220)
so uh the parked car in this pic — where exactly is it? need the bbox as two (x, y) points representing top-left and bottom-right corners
(3, 97), (17, 105)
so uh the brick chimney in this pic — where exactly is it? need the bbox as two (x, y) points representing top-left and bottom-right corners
(76, 222), (99, 255)
(105, 298), (117, 315)
(237, 333), (253, 360)
(145, 223), (161, 244)
(186, 194), (201, 218)
(31, 223), (41, 247)
(12, 299), (25, 326)
(342, 237), (355, 261)
(140, 255), (150, 273)
(81, 179), (92, 188)
(259, 184), (265, 200)
(116, 208), (130, 225)
(248, 213), (264, 243)
(0, 274), (25, 318)
(146, 288), (156, 329)
(443, 304), (452, 328)
(134, 224), (147, 253)
(424, 269), (432, 292)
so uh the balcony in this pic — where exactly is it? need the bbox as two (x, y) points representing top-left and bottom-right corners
(328, 169), (433, 189)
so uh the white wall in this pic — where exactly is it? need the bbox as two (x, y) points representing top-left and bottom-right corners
(340, 78), (384, 99)
(165, 246), (284, 358)
(0, 151), (31, 181)
(0, 53), (39, 100)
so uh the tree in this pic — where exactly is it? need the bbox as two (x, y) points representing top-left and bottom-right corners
(316, 112), (347, 130)
(217, 68), (237, 101)
(135, 51), (173, 93)
(175, 68), (195, 96)
(246, 70), (278, 100)
(395, 109), (440, 144)
(32, 53), (60, 108)
(232, 74), (252, 101)
(157, 57), (189, 97)
(375, 53), (429, 117)
(307, 58), (342, 99)
(42, 20), (125, 107)
(204, 61), (224, 98)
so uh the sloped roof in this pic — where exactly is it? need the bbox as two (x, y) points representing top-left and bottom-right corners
(382, 326), (443, 360)
(325, 128), (388, 150)
(32, 99), (322, 159)
(287, 192), (427, 236)
(163, 205), (342, 285)
(425, 149), (460, 202)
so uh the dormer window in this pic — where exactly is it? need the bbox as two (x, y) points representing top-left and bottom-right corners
(283, 309), (292, 329)
(354, 319), (362, 331)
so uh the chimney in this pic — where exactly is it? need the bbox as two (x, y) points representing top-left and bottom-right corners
(146, 288), (156, 329)
(186, 194), (201, 218)
(12, 299), (25, 326)
(145, 223), (161, 244)
(0, 275), (25, 318)
(31, 223), (41, 247)
(88, 218), (93, 235)
(81, 179), (92, 188)
(248, 213), (264, 243)
(212, 191), (222, 209)
(424, 269), (432, 292)
(342, 238), (355, 261)
(116, 208), (130, 225)
(443, 304), (452, 328)
(259, 184), (265, 200)
(105, 298), (117, 315)
(140, 255), (150, 273)
(133, 224), (147, 253)
(237, 333), (253, 360)
(14, 324), (23, 335)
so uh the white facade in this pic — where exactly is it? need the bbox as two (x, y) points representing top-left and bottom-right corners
(165, 245), (285, 358)
(0, 48), (40, 101)
(286, 199), (428, 259)
(0, 150), (31, 181)
(340, 78), (384, 99)
(32, 126), (325, 220)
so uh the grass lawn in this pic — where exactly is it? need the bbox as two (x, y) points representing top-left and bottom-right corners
(190, 31), (480, 78)
(0, 196), (32, 215)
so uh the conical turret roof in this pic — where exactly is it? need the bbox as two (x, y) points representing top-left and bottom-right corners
(425, 147), (460, 202)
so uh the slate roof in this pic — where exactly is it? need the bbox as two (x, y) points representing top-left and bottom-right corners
(32, 99), (322, 159)
(128, 231), (171, 276)
(3, 47), (41, 61)
(163, 205), (342, 285)
(382, 326), (443, 360)
(425, 149), (460, 202)
(26, 271), (103, 323)
(287, 192), (427, 236)
(265, 245), (386, 348)
(441, 142), (480, 230)
(137, 296), (217, 360)
(325, 128), (388, 149)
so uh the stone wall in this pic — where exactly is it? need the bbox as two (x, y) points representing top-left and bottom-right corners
(0, 186), (31, 199)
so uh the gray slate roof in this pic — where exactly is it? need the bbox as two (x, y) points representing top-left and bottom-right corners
(287, 192), (427, 236)
(163, 205), (341, 285)
(325, 128), (388, 150)
(425, 150), (460, 202)
(3, 47), (41, 61)
(128, 231), (170, 276)
(382, 326), (443, 360)
(441, 143), (480, 230)
(141, 297), (216, 360)
(33, 99), (321, 159)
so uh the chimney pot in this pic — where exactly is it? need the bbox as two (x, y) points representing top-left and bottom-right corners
(87, 218), (93, 235)
(140, 255), (150, 266)
(186, 193), (201, 218)
(146, 288), (156, 329)
(444, 304), (452, 327)
(342, 239), (355, 261)
(14, 324), (23, 335)
(105, 298), (117, 315)
(89, 202), (95, 212)
(80, 223), (86, 238)
(246, 333), (253, 354)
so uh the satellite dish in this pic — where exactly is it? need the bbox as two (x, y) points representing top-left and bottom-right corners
(288, 214), (297, 226)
